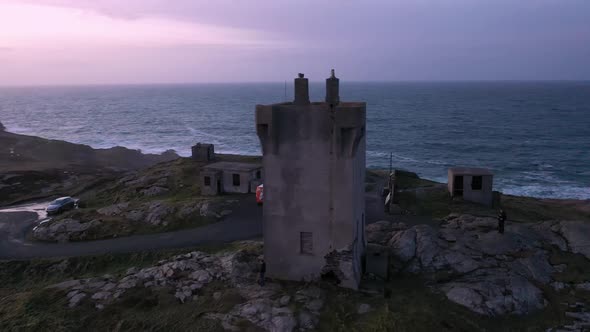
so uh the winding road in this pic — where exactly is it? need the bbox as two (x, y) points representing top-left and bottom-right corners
(0, 198), (263, 260)
(0, 185), (395, 260)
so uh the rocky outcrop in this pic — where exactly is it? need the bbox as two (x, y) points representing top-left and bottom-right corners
(145, 201), (175, 226)
(33, 218), (102, 242)
(177, 200), (235, 220)
(140, 186), (169, 197)
(48, 242), (324, 332)
(97, 203), (129, 216)
(368, 215), (590, 317)
(553, 220), (590, 260)
(0, 121), (5, 132)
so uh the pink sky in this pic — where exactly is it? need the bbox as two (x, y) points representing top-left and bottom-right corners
(0, 0), (589, 85)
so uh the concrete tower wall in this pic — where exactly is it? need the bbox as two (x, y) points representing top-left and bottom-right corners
(256, 72), (366, 289)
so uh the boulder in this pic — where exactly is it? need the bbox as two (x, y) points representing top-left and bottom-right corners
(48, 279), (82, 290)
(97, 203), (129, 216)
(189, 270), (212, 283)
(387, 228), (416, 262)
(366, 221), (407, 245)
(532, 221), (568, 251)
(441, 270), (545, 316)
(68, 292), (86, 307)
(140, 186), (169, 197)
(508, 251), (554, 284)
(33, 219), (102, 242)
(146, 201), (175, 225)
(558, 221), (590, 259)
(91, 291), (111, 301)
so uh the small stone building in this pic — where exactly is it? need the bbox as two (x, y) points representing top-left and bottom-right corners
(200, 162), (262, 196)
(448, 167), (494, 206)
(192, 143), (215, 162)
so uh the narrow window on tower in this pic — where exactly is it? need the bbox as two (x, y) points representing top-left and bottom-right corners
(233, 174), (240, 186)
(300, 232), (313, 255)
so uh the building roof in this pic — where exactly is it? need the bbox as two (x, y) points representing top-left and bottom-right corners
(448, 167), (493, 176)
(192, 143), (214, 148)
(202, 161), (262, 172)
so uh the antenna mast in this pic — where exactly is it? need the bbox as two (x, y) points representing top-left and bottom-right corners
(389, 152), (393, 174)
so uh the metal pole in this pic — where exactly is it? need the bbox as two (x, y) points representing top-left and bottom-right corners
(389, 152), (393, 174)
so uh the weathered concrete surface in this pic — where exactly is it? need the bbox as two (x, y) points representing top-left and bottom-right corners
(256, 73), (366, 289)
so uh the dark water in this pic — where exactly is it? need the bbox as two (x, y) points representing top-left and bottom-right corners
(1, 82), (589, 199)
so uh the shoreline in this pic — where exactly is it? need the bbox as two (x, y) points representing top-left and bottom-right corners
(1, 120), (589, 202)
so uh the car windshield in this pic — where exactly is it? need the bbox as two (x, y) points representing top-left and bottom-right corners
(51, 198), (70, 205)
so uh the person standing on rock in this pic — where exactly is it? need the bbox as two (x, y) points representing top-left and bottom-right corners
(498, 209), (507, 234)
(258, 258), (266, 287)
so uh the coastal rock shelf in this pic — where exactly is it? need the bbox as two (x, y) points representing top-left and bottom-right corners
(367, 214), (590, 319)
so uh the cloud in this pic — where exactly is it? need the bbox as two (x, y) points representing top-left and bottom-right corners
(0, 2), (289, 50)
(1, 0), (589, 84)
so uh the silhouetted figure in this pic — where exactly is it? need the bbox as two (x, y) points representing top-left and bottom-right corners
(258, 259), (266, 286)
(498, 209), (507, 234)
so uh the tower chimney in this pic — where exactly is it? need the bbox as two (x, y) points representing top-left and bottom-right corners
(294, 73), (310, 105)
(325, 69), (340, 105)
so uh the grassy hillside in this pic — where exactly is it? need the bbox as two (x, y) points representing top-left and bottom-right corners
(0, 130), (178, 173)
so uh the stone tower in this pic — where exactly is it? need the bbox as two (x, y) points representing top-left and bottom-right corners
(255, 71), (366, 289)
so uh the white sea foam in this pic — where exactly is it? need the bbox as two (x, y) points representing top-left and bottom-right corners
(501, 184), (590, 200)
(2, 82), (589, 200)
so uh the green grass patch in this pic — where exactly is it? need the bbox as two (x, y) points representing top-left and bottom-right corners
(501, 195), (590, 222)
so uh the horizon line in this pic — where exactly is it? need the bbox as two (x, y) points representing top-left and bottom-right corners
(1, 79), (589, 88)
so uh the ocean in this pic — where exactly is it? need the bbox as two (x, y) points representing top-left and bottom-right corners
(0, 81), (589, 199)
